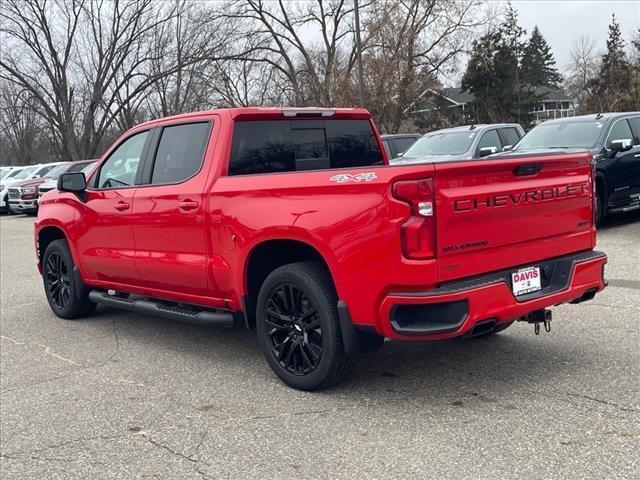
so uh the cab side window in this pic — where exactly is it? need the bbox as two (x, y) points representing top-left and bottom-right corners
(499, 128), (521, 148)
(627, 117), (640, 145)
(96, 131), (148, 189)
(150, 122), (211, 185)
(476, 129), (502, 156)
(606, 119), (634, 148)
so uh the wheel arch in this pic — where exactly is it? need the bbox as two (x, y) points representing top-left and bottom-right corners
(37, 225), (67, 267)
(595, 171), (608, 206)
(242, 238), (337, 328)
(36, 223), (83, 278)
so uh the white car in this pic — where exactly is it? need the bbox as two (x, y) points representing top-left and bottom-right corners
(0, 163), (63, 214)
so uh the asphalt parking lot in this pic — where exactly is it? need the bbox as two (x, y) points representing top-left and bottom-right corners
(0, 214), (638, 479)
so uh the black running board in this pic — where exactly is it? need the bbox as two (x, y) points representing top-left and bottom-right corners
(88, 290), (234, 328)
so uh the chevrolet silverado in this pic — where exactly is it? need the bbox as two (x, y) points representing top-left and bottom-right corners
(35, 107), (607, 390)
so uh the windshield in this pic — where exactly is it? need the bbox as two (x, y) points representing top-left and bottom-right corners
(514, 121), (604, 150)
(5, 169), (22, 179)
(43, 163), (68, 179)
(403, 131), (477, 156)
(0, 170), (12, 180)
(14, 166), (37, 180)
(81, 162), (96, 173)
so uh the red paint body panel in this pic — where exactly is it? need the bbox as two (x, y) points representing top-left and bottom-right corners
(35, 107), (607, 340)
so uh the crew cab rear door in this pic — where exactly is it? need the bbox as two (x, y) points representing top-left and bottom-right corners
(433, 152), (594, 282)
(131, 118), (215, 298)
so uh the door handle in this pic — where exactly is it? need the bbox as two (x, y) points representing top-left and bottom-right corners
(179, 200), (199, 211)
(514, 163), (542, 176)
(114, 201), (130, 211)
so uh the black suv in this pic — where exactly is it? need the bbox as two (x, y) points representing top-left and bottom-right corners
(510, 112), (640, 224)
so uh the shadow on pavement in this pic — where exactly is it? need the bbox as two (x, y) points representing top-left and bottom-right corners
(86, 305), (584, 402)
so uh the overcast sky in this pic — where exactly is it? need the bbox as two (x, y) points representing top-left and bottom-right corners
(509, 0), (639, 70)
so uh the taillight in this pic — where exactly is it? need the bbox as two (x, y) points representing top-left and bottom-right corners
(393, 178), (436, 259)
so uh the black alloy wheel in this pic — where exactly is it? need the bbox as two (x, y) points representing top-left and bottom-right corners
(42, 239), (96, 319)
(264, 282), (323, 375)
(256, 261), (356, 390)
(45, 251), (72, 310)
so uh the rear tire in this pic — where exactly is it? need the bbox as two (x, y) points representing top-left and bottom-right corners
(256, 261), (355, 391)
(42, 239), (96, 319)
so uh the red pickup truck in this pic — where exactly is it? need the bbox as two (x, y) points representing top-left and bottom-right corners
(35, 108), (607, 390)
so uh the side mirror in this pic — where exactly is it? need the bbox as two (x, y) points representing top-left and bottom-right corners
(58, 172), (87, 193)
(609, 139), (632, 154)
(396, 152), (404, 158)
(478, 146), (498, 157)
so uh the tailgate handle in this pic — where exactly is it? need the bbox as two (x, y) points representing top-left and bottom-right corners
(514, 163), (542, 176)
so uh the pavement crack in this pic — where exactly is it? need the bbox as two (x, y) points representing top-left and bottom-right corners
(0, 335), (83, 367)
(140, 434), (198, 464)
(564, 392), (639, 413)
(136, 433), (212, 479)
(1, 433), (124, 458)
(1, 320), (122, 395)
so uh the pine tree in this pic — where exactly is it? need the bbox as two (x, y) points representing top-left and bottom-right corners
(589, 14), (634, 111)
(521, 26), (563, 88)
(461, 1), (524, 122)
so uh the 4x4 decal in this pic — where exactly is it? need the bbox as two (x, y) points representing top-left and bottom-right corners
(329, 172), (378, 183)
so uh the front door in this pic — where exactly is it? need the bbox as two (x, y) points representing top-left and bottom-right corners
(606, 117), (640, 206)
(74, 130), (150, 285)
(132, 120), (214, 298)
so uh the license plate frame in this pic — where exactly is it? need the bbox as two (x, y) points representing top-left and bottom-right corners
(511, 266), (542, 296)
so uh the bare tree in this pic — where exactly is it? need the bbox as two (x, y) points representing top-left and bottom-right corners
(0, 82), (51, 165)
(564, 36), (599, 113)
(0, 0), (230, 160)
(222, 0), (359, 106)
(363, 0), (486, 132)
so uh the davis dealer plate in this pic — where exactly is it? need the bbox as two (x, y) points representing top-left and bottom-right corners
(511, 266), (542, 296)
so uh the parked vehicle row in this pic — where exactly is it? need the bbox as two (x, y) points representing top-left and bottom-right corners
(505, 112), (640, 224)
(388, 112), (639, 225)
(0, 160), (97, 215)
(35, 107), (607, 390)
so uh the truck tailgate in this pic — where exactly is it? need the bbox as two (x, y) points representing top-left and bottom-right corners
(434, 152), (595, 282)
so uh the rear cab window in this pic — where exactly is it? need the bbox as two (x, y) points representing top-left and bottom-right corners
(498, 128), (521, 148)
(628, 117), (640, 145)
(228, 119), (382, 175)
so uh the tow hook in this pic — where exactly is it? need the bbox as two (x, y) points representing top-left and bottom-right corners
(519, 309), (552, 335)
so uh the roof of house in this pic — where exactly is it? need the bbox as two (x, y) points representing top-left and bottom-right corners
(424, 86), (574, 106)
(529, 86), (573, 102)
(440, 88), (475, 105)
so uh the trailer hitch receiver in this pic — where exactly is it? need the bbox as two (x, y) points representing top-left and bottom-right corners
(519, 309), (552, 335)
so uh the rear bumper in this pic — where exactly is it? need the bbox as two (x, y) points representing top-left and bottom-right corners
(378, 250), (607, 340)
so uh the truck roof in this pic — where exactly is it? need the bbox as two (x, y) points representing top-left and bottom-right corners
(137, 107), (372, 129)
(543, 112), (640, 124)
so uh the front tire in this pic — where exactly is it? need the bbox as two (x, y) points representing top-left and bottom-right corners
(42, 239), (96, 319)
(256, 261), (355, 391)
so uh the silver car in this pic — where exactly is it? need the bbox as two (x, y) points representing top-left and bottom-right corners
(390, 123), (525, 165)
